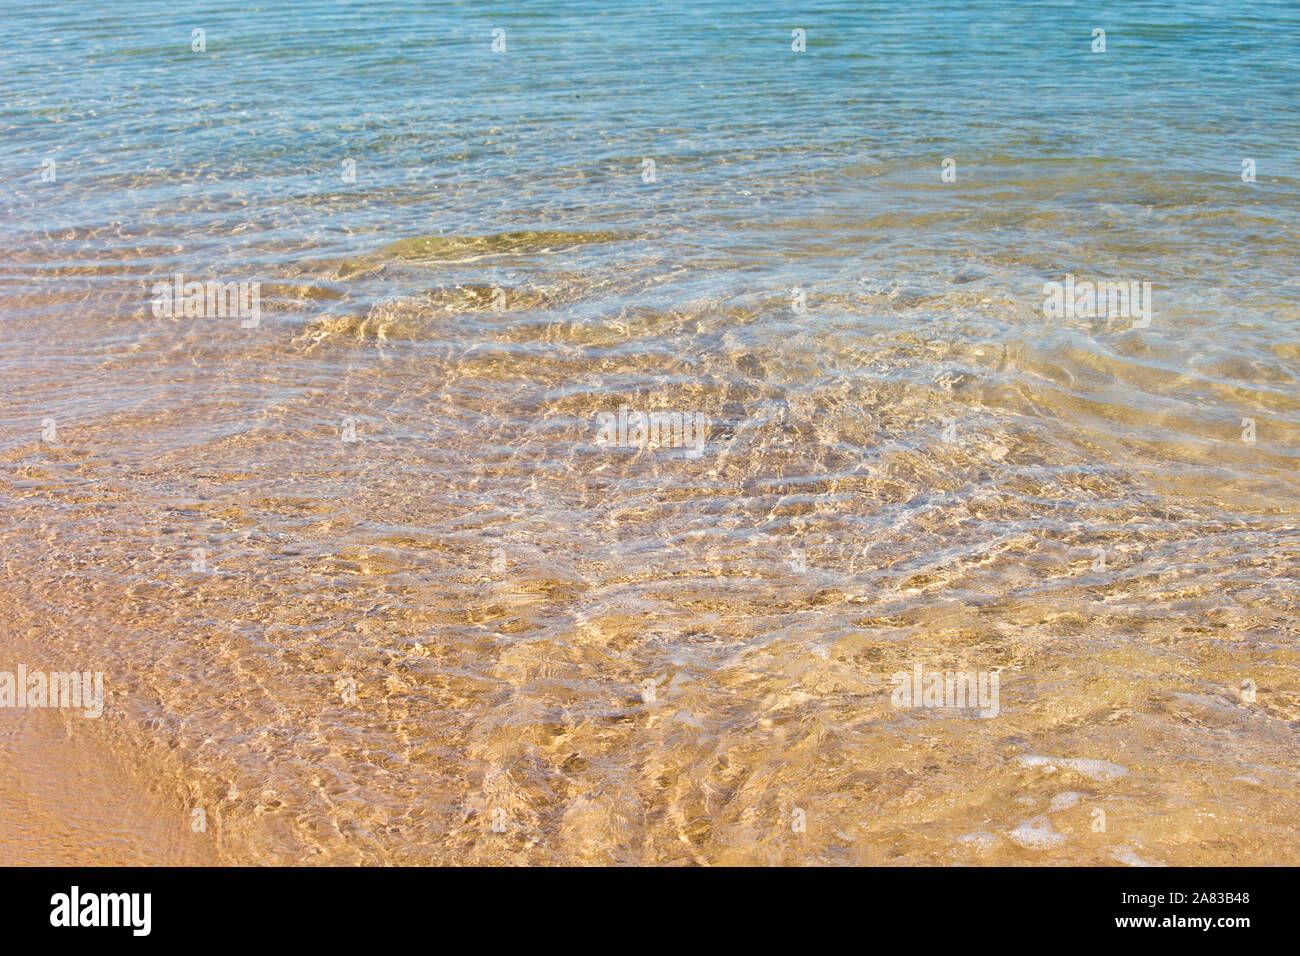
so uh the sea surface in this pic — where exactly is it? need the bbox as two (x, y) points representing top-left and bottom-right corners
(1, 0), (1298, 864)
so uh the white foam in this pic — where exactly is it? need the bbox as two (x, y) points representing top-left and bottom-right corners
(1111, 846), (1163, 867)
(1018, 755), (1128, 782)
(1010, 815), (1065, 849)
(958, 831), (1000, 850)
(1050, 791), (1082, 811)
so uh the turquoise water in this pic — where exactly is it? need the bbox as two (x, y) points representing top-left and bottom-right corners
(3, 1), (1297, 318)
(0, 2), (1297, 865)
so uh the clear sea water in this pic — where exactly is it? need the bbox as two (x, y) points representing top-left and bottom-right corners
(0, 1), (1297, 864)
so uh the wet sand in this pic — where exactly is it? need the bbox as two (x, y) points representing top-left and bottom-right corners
(0, 706), (214, 866)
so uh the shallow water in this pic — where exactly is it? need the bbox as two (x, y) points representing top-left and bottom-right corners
(1, 1), (1298, 864)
